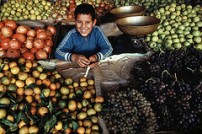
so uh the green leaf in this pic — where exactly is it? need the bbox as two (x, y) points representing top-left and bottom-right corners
(25, 83), (37, 89)
(21, 112), (30, 125)
(7, 92), (17, 104)
(47, 101), (53, 113)
(16, 112), (23, 123)
(72, 120), (79, 131)
(44, 115), (57, 133)
(63, 122), (69, 131)
(0, 64), (5, 72)
(0, 104), (9, 108)
(10, 104), (19, 111)
(0, 119), (18, 132)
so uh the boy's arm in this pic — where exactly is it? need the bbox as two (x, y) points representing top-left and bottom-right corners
(55, 32), (74, 61)
(96, 27), (113, 61)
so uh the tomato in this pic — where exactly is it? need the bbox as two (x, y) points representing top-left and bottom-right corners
(36, 31), (47, 40)
(30, 47), (38, 54)
(25, 38), (34, 49)
(16, 25), (29, 34)
(20, 47), (29, 54)
(46, 25), (56, 35)
(43, 45), (52, 53)
(9, 39), (22, 49)
(6, 49), (20, 59)
(33, 38), (44, 49)
(1, 26), (13, 38)
(0, 49), (6, 58)
(22, 52), (35, 61)
(45, 38), (53, 46)
(4, 20), (17, 30)
(27, 29), (36, 37)
(0, 22), (5, 29)
(12, 33), (26, 43)
(0, 37), (11, 50)
(35, 49), (48, 60)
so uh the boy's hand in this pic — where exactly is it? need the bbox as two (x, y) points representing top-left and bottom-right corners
(72, 54), (90, 67)
(88, 54), (98, 68)
(89, 55), (97, 63)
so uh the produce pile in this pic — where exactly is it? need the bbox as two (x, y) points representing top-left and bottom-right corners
(146, 4), (202, 51)
(112, 0), (190, 12)
(131, 46), (202, 132)
(51, 0), (113, 23)
(0, 20), (56, 60)
(100, 87), (157, 134)
(0, 58), (104, 133)
(0, 0), (53, 21)
(0, 0), (114, 24)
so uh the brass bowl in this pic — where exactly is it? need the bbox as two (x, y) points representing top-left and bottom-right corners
(116, 16), (161, 36)
(110, 5), (145, 18)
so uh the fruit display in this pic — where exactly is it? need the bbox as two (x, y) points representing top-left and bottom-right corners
(0, 19), (56, 60)
(130, 46), (202, 132)
(0, 0), (53, 21)
(50, 0), (114, 24)
(0, 58), (104, 133)
(0, 0), (114, 24)
(112, 0), (191, 13)
(145, 4), (202, 51)
(100, 87), (157, 134)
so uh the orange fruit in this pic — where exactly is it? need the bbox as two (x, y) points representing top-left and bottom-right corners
(28, 125), (39, 134)
(7, 114), (14, 122)
(54, 121), (63, 131)
(38, 107), (49, 116)
(95, 96), (104, 103)
(77, 127), (85, 134)
(39, 73), (47, 80)
(33, 87), (41, 95)
(64, 77), (73, 85)
(9, 61), (17, 68)
(83, 90), (92, 99)
(0, 109), (7, 119)
(25, 95), (33, 103)
(68, 100), (77, 111)
(30, 106), (37, 115)
(10, 66), (20, 75)
(1, 76), (11, 85)
(16, 80), (25, 88)
(32, 70), (40, 78)
(49, 90), (56, 97)
(25, 77), (35, 86)
(18, 58), (26, 65)
(25, 61), (33, 68)
(60, 86), (70, 95)
(24, 88), (33, 96)
(18, 72), (28, 81)
(65, 127), (72, 134)
(36, 79), (42, 85)
(42, 79), (51, 86)
(49, 83), (57, 91)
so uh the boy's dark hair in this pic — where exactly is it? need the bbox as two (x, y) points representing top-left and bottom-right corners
(74, 3), (96, 20)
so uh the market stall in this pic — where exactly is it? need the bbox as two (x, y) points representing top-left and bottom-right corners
(0, 0), (202, 134)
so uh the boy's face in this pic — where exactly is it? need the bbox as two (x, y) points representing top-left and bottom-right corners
(75, 14), (96, 37)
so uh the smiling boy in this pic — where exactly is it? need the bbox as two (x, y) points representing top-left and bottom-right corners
(55, 3), (113, 68)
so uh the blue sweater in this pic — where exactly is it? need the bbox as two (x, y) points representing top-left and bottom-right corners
(55, 26), (113, 61)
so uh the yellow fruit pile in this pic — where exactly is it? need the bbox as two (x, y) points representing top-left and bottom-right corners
(0, 58), (104, 134)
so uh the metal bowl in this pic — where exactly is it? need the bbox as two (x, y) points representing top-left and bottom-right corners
(110, 5), (145, 18)
(116, 16), (161, 36)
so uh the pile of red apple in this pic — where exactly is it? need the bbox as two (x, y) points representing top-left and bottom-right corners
(0, 19), (56, 60)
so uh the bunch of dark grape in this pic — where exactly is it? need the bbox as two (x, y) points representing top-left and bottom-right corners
(100, 87), (157, 134)
(130, 46), (202, 133)
(132, 46), (202, 85)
